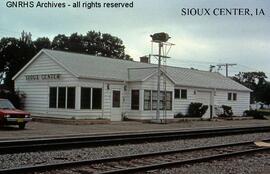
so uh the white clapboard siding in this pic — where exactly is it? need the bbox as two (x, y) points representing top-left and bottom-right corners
(128, 73), (175, 120)
(125, 82), (142, 118)
(214, 90), (250, 116)
(14, 53), (78, 118)
(173, 88), (197, 115)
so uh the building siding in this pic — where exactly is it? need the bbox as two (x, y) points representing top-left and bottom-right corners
(15, 53), (78, 117)
(13, 51), (251, 121)
(127, 73), (175, 120)
(214, 90), (250, 116)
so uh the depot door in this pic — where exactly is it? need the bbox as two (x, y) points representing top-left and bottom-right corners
(111, 90), (122, 121)
(196, 91), (211, 118)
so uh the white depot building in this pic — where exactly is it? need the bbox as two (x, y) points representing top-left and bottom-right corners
(13, 49), (251, 121)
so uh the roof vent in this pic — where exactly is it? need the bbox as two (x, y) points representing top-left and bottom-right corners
(140, 56), (150, 63)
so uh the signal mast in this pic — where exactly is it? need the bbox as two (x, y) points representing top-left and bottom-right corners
(150, 32), (174, 123)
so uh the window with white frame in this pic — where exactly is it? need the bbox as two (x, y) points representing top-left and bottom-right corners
(174, 89), (180, 99)
(180, 89), (187, 99)
(131, 90), (140, 110)
(92, 88), (102, 109)
(49, 87), (76, 109)
(174, 89), (187, 99)
(228, 92), (237, 101)
(144, 90), (151, 110)
(228, 92), (232, 100)
(67, 87), (76, 109)
(58, 87), (66, 108)
(49, 87), (57, 108)
(144, 90), (172, 111)
(233, 93), (237, 101)
(81, 87), (91, 109)
(81, 87), (102, 109)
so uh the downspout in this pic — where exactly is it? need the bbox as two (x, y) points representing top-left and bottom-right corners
(102, 82), (104, 119)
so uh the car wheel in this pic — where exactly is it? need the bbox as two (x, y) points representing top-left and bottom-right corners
(19, 123), (25, 129)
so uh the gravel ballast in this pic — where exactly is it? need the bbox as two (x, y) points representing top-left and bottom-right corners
(155, 152), (270, 174)
(0, 132), (270, 169)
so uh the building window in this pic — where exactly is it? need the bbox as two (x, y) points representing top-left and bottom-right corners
(233, 93), (237, 101)
(81, 87), (91, 109)
(58, 87), (66, 108)
(152, 91), (158, 110)
(166, 92), (172, 110)
(131, 90), (140, 110)
(181, 89), (187, 99)
(49, 87), (76, 109)
(174, 89), (180, 99)
(92, 88), (102, 109)
(49, 87), (57, 108)
(174, 89), (187, 99)
(67, 87), (76, 109)
(144, 90), (172, 111)
(112, 90), (120, 108)
(144, 90), (151, 110)
(228, 93), (232, 101)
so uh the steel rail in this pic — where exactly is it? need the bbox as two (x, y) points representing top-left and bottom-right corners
(0, 126), (270, 154)
(0, 139), (270, 174)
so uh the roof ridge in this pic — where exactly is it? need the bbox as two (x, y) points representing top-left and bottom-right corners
(42, 49), (152, 65)
(42, 49), (221, 74)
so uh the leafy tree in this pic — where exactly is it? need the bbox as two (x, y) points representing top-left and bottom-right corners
(68, 33), (84, 53)
(1, 30), (132, 90)
(0, 37), (36, 90)
(232, 72), (269, 104)
(232, 72), (267, 90)
(51, 34), (69, 50)
(33, 37), (51, 52)
(84, 31), (102, 55)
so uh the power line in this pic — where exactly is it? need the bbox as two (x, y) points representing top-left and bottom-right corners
(216, 63), (237, 77)
(165, 58), (270, 78)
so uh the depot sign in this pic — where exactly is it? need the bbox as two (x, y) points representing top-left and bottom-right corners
(25, 74), (60, 81)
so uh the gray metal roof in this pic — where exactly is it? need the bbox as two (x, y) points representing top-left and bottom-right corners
(42, 49), (251, 92)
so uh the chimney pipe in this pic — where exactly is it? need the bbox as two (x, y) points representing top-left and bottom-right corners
(140, 56), (150, 63)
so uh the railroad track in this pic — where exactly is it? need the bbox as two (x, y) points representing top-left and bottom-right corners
(1, 139), (270, 174)
(1, 125), (270, 154)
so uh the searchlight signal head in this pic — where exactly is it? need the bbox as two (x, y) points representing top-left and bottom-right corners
(150, 32), (171, 43)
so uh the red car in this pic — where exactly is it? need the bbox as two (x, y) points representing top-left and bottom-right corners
(0, 98), (31, 129)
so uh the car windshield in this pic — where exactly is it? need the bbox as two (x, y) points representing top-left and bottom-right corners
(0, 100), (15, 109)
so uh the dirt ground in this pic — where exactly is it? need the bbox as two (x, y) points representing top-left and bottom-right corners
(0, 119), (270, 140)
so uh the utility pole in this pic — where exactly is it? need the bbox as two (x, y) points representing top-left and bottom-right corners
(217, 63), (237, 77)
(150, 32), (173, 123)
(156, 43), (162, 120)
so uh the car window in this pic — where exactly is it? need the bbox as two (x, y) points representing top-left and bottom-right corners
(0, 100), (15, 109)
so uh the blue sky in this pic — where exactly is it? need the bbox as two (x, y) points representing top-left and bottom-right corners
(1, 0), (270, 77)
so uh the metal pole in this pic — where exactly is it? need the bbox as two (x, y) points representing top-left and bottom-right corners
(226, 64), (228, 77)
(156, 42), (162, 121)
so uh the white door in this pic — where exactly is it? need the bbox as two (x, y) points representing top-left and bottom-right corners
(196, 91), (211, 118)
(111, 90), (122, 121)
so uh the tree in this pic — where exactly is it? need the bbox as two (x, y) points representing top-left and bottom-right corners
(261, 82), (270, 105)
(84, 31), (102, 55)
(51, 31), (132, 60)
(0, 37), (36, 90)
(1, 30), (132, 90)
(33, 37), (51, 52)
(52, 34), (69, 50)
(232, 72), (269, 104)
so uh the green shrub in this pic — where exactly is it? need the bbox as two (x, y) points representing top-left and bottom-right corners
(244, 110), (265, 119)
(187, 102), (208, 117)
(174, 112), (184, 118)
(221, 105), (233, 117)
(0, 90), (25, 109)
(258, 110), (270, 116)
